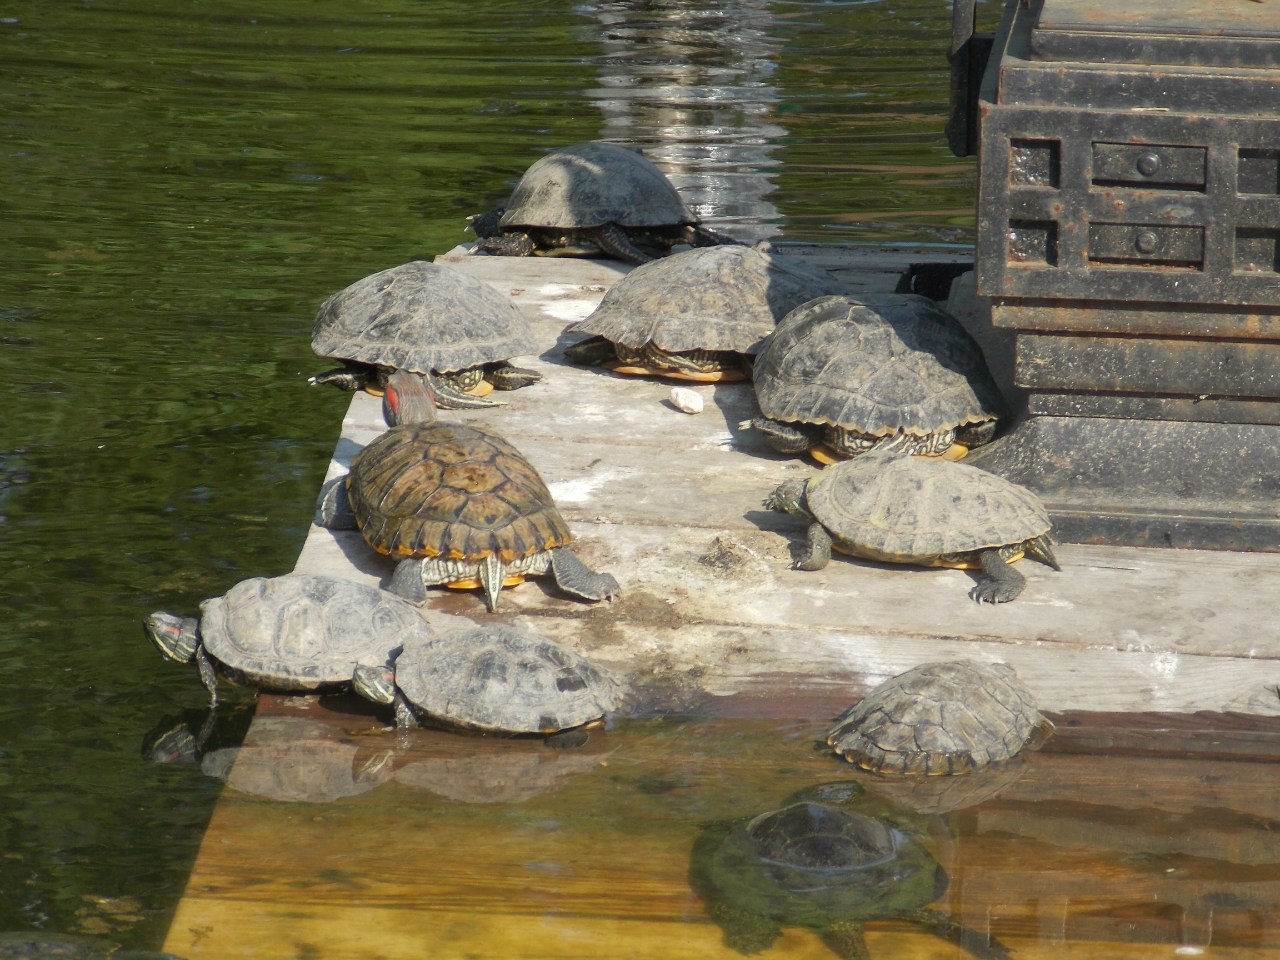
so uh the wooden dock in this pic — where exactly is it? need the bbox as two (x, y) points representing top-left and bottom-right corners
(161, 244), (1280, 959)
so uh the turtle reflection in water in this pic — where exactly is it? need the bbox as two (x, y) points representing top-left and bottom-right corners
(689, 784), (1010, 960)
(0, 932), (185, 960)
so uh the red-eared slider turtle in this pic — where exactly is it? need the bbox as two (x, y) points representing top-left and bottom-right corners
(0, 933), (186, 959)
(828, 660), (1054, 775)
(688, 783), (1010, 960)
(144, 574), (432, 706)
(353, 624), (624, 735)
(752, 294), (1007, 464)
(764, 450), (1060, 603)
(321, 372), (619, 612)
(563, 244), (845, 382)
(471, 140), (734, 265)
(308, 260), (541, 408)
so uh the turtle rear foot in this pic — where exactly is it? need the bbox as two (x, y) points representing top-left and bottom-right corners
(549, 547), (620, 602)
(969, 548), (1027, 603)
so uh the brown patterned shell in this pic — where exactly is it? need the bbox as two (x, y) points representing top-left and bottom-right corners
(827, 660), (1052, 775)
(345, 422), (571, 562)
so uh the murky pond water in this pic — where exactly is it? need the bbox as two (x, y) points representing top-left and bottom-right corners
(2, 0), (1274, 956)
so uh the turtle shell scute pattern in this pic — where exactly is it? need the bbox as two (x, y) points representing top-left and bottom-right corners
(827, 660), (1049, 775)
(198, 574), (431, 688)
(310, 260), (537, 376)
(498, 140), (695, 231)
(753, 293), (1007, 438)
(347, 422), (572, 563)
(805, 454), (1051, 563)
(567, 244), (846, 355)
(394, 624), (624, 733)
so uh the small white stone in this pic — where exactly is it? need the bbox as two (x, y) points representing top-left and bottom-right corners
(669, 387), (704, 414)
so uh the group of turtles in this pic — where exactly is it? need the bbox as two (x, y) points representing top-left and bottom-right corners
(136, 139), (1055, 960)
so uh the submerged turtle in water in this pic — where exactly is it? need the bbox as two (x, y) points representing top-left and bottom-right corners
(689, 783), (1010, 960)
(0, 932), (185, 959)
(563, 244), (845, 382)
(354, 623), (624, 735)
(764, 450), (1060, 603)
(471, 140), (734, 265)
(751, 294), (1007, 464)
(308, 260), (541, 408)
(144, 574), (429, 706)
(828, 660), (1054, 776)
(317, 371), (620, 612)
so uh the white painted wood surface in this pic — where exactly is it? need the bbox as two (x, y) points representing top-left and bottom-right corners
(294, 244), (1280, 717)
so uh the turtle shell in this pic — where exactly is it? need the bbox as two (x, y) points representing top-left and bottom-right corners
(827, 660), (1051, 775)
(197, 574), (428, 690)
(310, 261), (537, 378)
(392, 624), (623, 733)
(346, 421), (571, 562)
(753, 293), (1007, 438)
(567, 244), (846, 355)
(498, 141), (696, 231)
(803, 453), (1052, 564)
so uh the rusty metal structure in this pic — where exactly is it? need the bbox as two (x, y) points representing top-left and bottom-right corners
(948, 0), (1280, 551)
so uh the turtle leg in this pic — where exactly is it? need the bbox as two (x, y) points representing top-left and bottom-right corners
(683, 223), (743, 249)
(820, 921), (871, 960)
(477, 554), (510, 613)
(314, 475), (356, 530)
(563, 335), (619, 367)
(486, 361), (542, 391)
(905, 908), (1012, 960)
(193, 647), (220, 708)
(467, 207), (505, 239)
(388, 559), (431, 604)
(796, 523), (833, 571)
(548, 547), (620, 602)
(969, 548), (1027, 604)
(428, 371), (504, 410)
(393, 692), (420, 731)
(594, 222), (655, 265)
(752, 417), (816, 455)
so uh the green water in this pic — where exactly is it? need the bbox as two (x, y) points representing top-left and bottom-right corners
(0, 0), (977, 948)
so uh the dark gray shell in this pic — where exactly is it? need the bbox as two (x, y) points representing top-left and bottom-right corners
(198, 575), (431, 687)
(827, 660), (1051, 775)
(753, 294), (1007, 438)
(392, 625), (623, 734)
(803, 452), (1052, 562)
(498, 141), (696, 230)
(567, 245), (846, 355)
(310, 261), (537, 377)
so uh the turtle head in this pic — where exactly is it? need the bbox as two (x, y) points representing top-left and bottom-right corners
(382, 370), (438, 427)
(763, 479), (811, 520)
(352, 664), (398, 705)
(145, 612), (200, 664)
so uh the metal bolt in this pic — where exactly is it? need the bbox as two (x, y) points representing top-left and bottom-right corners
(1136, 152), (1161, 177)
(1135, 231), (1159, 255)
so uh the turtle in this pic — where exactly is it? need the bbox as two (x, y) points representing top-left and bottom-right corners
(353, 623), (624, 735)
(144, 574), (433, 706)
(763, 449), (1060, 603)
(751, 294), (1008, 464)
(308, 260), (541, 408)
(562, 244), (846, 382)
(688, 782), (1011, 960)
(0, 932), (185, 959)
(318, 371), (620, 612)
(827, 660), (1054, 777)
(470, 140), (736, 265)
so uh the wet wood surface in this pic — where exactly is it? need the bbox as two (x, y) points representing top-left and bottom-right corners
(161, 694), (1280, 959)
(163, 243), (1280, 958)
